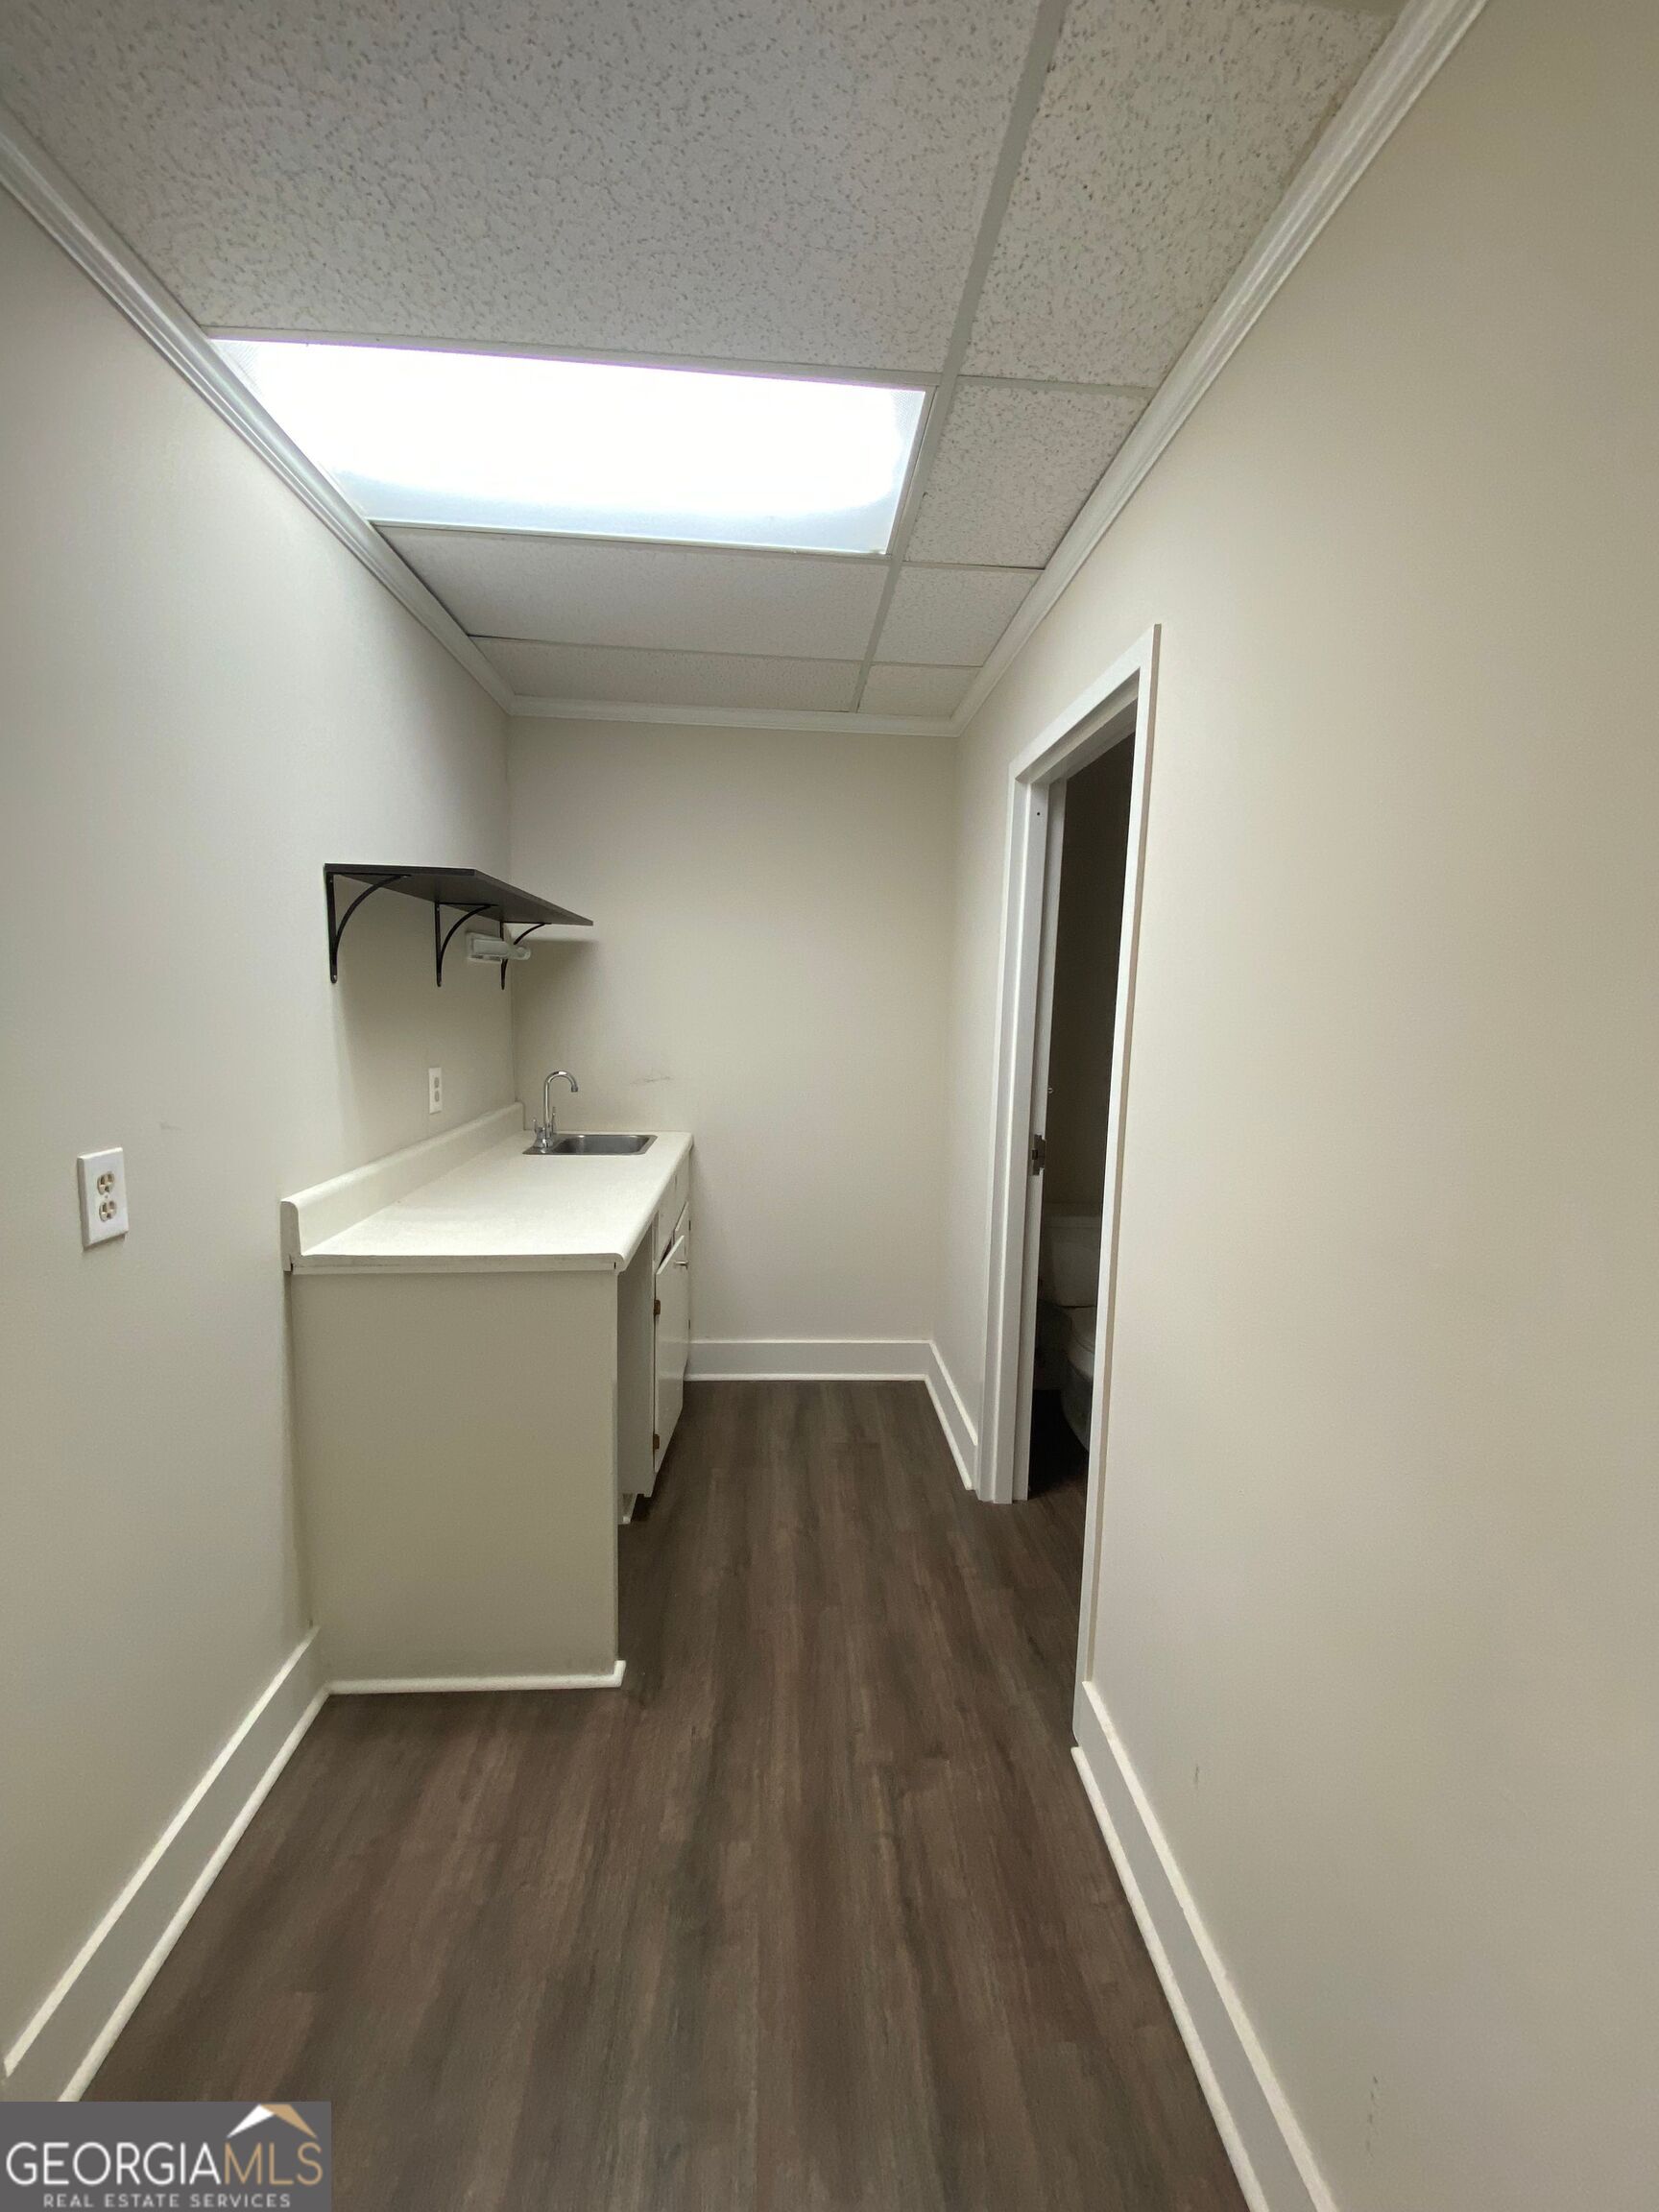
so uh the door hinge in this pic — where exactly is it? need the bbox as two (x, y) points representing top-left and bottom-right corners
(654, 1296), (661, 1316)
(1030, 1131), (1046, 1174)
(653, 1431), (661, 1453)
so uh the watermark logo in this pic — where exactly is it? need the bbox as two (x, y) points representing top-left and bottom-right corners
(0, 2101), (329, 2211)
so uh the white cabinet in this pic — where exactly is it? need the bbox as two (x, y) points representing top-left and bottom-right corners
(283, 1118), (693, 1673)
(651, 1204), (690, 1484)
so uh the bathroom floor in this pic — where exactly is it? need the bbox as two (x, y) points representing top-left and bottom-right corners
(1026, 1384), (1089, 1503)
(88, 1381), (1240, 2212)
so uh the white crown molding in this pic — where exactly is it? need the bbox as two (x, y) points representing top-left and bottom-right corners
(0, 100), (512, 712)
(950, 0), (1488, 733)
(509, 696), (952, 736)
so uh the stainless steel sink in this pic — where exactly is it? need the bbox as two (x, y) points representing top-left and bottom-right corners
(524, 1132), (655, 1156)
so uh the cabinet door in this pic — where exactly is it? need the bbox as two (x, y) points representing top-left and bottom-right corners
(652, 1225), (690, 1483)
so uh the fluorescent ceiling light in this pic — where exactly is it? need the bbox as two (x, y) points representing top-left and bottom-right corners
(213, 340), (926, 556)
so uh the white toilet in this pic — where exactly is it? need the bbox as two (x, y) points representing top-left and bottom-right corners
(1039, 1207), (1102, 1447)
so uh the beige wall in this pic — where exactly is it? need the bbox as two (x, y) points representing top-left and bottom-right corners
(508, 720), (952, 1347)
(0, 195), (512, 2066)
(1044, 738), (1134, 1212)
(940, 1), (1659, 2206)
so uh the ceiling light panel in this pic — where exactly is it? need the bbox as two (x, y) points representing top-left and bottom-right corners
(216, 341), (926, 555)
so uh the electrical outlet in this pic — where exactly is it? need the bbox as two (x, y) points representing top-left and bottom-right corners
(427, 1066), (444, 1115)
(77, 1147), (129, 1247)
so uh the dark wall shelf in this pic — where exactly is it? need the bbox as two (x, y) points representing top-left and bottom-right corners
(325, 865), (592, 986)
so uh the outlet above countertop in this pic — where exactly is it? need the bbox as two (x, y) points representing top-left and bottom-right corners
(281, 1108), (690, 1276)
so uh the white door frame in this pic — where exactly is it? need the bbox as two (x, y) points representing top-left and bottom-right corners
(1007, 777), (1069, 1500)
(978, 625), (1160, 1604)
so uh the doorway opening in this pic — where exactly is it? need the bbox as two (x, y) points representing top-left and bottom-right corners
(1028, 734), (1136, 1521)
(979, 630), (1159, 1679)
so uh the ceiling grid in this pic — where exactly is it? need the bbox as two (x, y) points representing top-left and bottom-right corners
(0, 0), (1398, 727)
(847, 0), (1075, 711)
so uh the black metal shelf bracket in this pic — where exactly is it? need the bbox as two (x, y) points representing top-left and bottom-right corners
(326, 870), (408, 984)
(434, 902), (495, 987)
(501, 919), (551, 987)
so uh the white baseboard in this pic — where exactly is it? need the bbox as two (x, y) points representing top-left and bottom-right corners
(329, 1664), (625, 1694)
(1071, 1680), (1334, 2212)
(3, 1631), (325, 2104)
(685, 1338), (981, 1494)
(687, 1337), (929, 1382)
(924, 1342), (979, 1491)
(0, 1640), (633, 2103)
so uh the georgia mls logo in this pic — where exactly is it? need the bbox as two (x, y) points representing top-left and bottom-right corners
(0, 2099), (330, 2211)
(224, 2104), (324, 2178)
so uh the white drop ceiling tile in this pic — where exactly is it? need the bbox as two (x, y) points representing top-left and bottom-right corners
(0, 0), (1042, 370)
(860, 663), (977, 717)
(907, 385), (1145, 566)
(965, 0), (1390, 384)
(476, 639), (861, 712)
(876, 566), (1037, 667)
(385, 531), (888, 661)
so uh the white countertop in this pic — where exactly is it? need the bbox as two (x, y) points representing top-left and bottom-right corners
(287, 1127), (691, 1274)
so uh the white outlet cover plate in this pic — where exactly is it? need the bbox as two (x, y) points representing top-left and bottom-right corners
(78, 1147), (129, 1246)
(427, 1067), (443, 1114)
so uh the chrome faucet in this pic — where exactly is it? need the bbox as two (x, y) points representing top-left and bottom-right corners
(530, 1069), (578, 1152)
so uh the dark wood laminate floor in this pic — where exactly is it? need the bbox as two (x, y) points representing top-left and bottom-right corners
(93, 1382), (1242, 2212)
